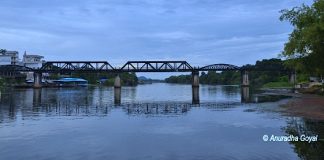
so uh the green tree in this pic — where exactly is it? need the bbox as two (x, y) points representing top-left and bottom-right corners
(0, 49), (6, 54)
(279, 0), (324, 75)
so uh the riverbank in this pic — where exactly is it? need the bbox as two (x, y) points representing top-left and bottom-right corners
(280, 94), (324, 120)
(252, 87), (324, 120)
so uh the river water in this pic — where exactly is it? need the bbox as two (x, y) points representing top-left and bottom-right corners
(0, 83), (323, 160)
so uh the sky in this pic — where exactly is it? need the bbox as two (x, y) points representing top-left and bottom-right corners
(0, 0), (313, 78)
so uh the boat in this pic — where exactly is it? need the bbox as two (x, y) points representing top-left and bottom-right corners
(53, 78), (88, 87)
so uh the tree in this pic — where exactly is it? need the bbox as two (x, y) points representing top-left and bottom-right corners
(0, 49), (6, 54)
(279, 0), (324, 75)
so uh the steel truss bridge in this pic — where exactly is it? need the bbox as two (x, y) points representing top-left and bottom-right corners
(0, 61), (244, 73)
(0, 60), (295, 104)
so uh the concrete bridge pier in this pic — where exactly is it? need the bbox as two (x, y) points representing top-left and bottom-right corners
(192, 71), (200, 104)
(289, 71), (296, 84)
(114, 74), (121, 88)
(192, 71), (199, 87)
(114, 74), (121, 105)
(241, 70), (249, 86)
(33, 72), (42, 88)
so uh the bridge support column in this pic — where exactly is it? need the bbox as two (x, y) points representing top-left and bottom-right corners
(192, 71), (200, 104)
(241, 70), (249, 86)
(114, 74), (121, 105)
(33, 72), (42, 88)
(289, 71), (296, 84)
(192, 71), (199, 87)
(114, 74), (121, 88)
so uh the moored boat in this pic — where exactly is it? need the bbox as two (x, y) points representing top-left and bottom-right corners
(53, 78), (88, 87)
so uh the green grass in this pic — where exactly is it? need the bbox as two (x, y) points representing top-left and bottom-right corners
(262, 81), (293, 88)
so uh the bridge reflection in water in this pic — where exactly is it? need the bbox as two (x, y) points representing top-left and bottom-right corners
(0, 86), (246, 121)
(114, 88), (121, 105)
(113, 86), (249, 105)
(241, 87), (250, 103)
(0, 85), (295, 124)
(33, 88), (42, 107)
(28, 99), (241, 117)
(0, 87), (322, 160)
(29, 86), (250, 106)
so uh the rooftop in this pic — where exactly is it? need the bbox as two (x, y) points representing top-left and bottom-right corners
(24, 55), (44, 58)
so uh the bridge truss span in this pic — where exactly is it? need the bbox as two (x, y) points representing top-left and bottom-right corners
(200, 63), (241, 71)
(119, 61), (193, 72)
(40, 61), (115, 73)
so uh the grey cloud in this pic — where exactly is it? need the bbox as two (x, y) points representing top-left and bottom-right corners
(0, 0), (313, 78)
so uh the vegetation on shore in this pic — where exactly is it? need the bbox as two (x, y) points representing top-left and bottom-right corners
(279, 0), (324, 94)
(262, 82), (293, 88)
(165, 70), (240, 85)
(165, 58), (298, 87)
(279, 0), (324, 80)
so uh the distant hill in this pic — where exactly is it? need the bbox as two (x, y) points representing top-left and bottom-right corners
(138, 76), (149, 81)
(138, 76), (164, 84)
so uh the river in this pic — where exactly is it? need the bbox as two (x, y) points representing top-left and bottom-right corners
(0, 83), (323, 160)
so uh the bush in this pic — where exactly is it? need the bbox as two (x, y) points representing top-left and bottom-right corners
(0, 78), (5, 87)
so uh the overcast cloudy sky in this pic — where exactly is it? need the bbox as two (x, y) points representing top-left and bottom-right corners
(0, 0), (313, 78)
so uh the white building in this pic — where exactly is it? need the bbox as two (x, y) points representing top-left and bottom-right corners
(5, 51), (19, 65)
(21, 51), (47, 82)
(23, 52), (44, 69)
(0, 50), (19, 65)
(0, 55), (11, 65)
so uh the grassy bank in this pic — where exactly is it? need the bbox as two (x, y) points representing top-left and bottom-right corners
(262, 81), (293, 88)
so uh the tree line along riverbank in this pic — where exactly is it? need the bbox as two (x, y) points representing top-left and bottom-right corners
(165, 58), (324, 95)
(165, 58), (292, 87)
